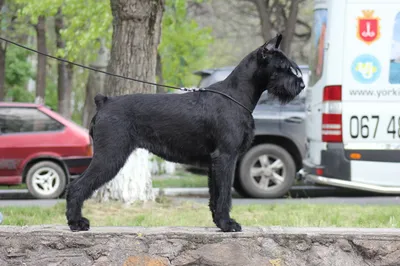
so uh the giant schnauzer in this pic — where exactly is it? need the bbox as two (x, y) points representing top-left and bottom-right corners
(66, 34), (305, 232)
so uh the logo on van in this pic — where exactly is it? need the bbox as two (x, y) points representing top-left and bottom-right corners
(351, 54), (381, 83)
(357, 10), (381, 45)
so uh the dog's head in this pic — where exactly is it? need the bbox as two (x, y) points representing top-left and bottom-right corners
(253, 34), (305, 103)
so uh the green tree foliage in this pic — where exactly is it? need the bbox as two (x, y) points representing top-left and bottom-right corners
(9, 0), (213, 122)
(13, 0), (111, 121)
(158, 0), (214, 88)
(15, 0), (112, 62)
(5, 45), (34, 102)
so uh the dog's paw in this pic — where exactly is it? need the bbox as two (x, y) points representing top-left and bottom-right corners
(68, 217), (90, 232)
(217, 218), (242, 232)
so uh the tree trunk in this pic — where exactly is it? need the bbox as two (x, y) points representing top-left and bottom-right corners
(156, 52), (166, 93)
(280, 0), (301, 56)
(92, 0), (164, 203)
(247, 0), (304, 56)
(54, 8), (67, 116)
(55, 8), (70, 118)
(0, 0), (6, 101)
(252, 0), (273, 41)
(82, 39), (109, 128)
(0, 44), (5, 101)
(65, 63), (73, 118)
(35, 16), (47, 104)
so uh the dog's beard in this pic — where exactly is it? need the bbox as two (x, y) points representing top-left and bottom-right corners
(267, 76), (305, 104)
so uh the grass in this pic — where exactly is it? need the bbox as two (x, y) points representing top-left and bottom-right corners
(2, 199), (400, 228)
(152, 171), (207, 188)
(0, 184), (27, 190)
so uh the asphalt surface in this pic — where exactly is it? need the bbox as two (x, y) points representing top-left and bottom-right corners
(2, 184), (400, 208)
(2, 192), (400, 207)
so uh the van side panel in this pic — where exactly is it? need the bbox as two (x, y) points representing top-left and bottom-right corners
(342, 1), (400, 142)
(341, 1), (400, 185)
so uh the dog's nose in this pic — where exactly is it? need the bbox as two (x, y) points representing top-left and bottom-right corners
(300, 82), (305, 89)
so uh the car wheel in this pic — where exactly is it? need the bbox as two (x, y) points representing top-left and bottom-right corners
(233, 176), (250, 198)
(238, 144), (296, 198)
(25, 161), (67, 199)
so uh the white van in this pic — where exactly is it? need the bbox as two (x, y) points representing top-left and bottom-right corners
(298, 0), (400, 193)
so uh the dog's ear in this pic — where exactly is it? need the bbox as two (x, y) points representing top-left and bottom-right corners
(262, 33), (283, 54)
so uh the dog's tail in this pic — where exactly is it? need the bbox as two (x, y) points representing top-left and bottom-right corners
(94, 93), (108, 111)
(89, 113), (96, 140)
(89, 93), (108, 140)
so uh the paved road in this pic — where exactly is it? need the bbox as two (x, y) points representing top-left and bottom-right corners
(2, 185), (400, 207)
(2, 195), (400, 208)
(0, 199), (64, 207)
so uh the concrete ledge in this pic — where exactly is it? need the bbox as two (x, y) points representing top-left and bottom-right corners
(1, 226), (400, 266)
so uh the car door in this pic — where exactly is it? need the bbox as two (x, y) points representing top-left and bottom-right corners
(0, 106), (64, 180)
(279, 96), (307, 158)
(252, 92), (282, 136)
(0, 107), (25, 179)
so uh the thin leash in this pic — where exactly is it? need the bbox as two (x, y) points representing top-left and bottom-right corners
(0, 36), (252, 114)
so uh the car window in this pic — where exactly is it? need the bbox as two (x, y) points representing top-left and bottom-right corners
(281, 96), (306, 112)
(258, 92), (306, 113)
(198, 75), (213, 88)
(197, 67), (309, 111)
(257, 92), (280, 106)
(0, 107), (64, 134)
(198, 70), (233, 88)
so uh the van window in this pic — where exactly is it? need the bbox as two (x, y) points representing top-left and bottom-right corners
(309, 8), (328, 86)
(0, 107), (64, 134)
(389, 12), (400, 84)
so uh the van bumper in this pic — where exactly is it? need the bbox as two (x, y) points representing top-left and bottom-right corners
(297, 144), (400, 194)
(298, 168), (400, 194)
(299, 143), (351, 181)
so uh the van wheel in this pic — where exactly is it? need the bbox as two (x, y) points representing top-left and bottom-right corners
(238, 144), (296, 198)
(26, 161), (67, 199)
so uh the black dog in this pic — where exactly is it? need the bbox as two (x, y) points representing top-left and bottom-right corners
(65, 34), (305, 232)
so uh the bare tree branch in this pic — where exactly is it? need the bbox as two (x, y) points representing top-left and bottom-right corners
(294, 18), (311, 40)
(245, 0), (274, 41)
(280, 0), (300, 54)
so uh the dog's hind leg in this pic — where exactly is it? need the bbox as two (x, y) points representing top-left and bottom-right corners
(65, 140), (133, 231)
(210, 151), (241, 232)
(208, 165), (218, 223)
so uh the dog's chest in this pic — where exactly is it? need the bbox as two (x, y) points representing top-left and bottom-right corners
(238, 119), (255, 152)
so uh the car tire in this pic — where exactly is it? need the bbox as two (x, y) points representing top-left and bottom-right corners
(25, 161), (67, 199)
(238, 144), (296, 198)
(233, 177), (250, 198)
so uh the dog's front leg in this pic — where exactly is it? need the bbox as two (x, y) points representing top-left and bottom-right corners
(211, 151), (241, 232)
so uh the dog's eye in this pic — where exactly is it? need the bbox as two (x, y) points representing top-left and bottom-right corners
(290, 66), (302, 78)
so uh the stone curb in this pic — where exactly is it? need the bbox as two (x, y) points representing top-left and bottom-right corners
(1, 226), (400, 266)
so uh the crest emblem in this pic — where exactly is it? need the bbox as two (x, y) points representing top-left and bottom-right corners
(357, 10), (381, 45)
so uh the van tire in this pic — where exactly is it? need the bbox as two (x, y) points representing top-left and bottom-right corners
(26, 161), (67, 199)
(238, 144), (296, 198)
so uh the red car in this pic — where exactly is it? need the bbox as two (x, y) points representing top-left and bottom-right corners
(0, 102), (92, 199)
